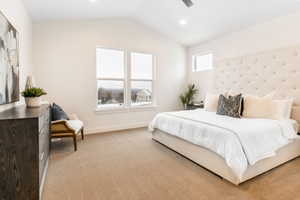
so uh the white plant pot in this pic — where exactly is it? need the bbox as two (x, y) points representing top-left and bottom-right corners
(25, 97), (42, 108)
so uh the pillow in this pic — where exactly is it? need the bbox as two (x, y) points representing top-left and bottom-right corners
(243, 94), (274, 118)
(271, 99), (294, 120)
(216, 94), (243, 118)
(51, 103), (69, 121)
(240, 97), (244, 116)
(204, 92), (228, 112)
(204, 93), (219, 112)
(228, 93), (244, 116)
(292, 106), (300, 128)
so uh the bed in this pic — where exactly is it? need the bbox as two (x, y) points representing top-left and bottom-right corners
(149, 45), (300, 185)
(149, 109), (300, 185)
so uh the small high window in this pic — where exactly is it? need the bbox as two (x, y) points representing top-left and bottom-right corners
(192, 53), (213, 72)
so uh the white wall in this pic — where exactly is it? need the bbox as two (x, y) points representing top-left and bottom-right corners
(33, 19), (186, 133)
(0, 0), (33, 112)
(187, 11), (300, 100)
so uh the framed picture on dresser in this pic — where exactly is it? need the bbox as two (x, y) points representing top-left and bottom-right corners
(0, 10), (19, 105)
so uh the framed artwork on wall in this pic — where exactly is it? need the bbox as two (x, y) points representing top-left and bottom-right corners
(0, 10), (19, 105)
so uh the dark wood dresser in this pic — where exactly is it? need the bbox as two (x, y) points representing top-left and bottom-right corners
(0, 104), (50, 200)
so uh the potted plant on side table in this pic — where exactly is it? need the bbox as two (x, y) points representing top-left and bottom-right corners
(22, 87), (47, 108)
(179, 84), (198, 110)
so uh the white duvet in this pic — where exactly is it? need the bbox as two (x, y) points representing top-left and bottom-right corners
(149, 109), (299, 179)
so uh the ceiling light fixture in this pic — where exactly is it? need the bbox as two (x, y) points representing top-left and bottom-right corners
(182, 0), (194, 7)
(179, 19), (187, 26)
(89, 0), (97, 3)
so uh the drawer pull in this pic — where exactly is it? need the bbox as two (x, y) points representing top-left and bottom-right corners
(40, 152), (45, 161)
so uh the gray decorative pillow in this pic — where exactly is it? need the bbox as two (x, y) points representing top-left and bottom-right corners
(216, 94), (242, 118)
(51, 103), (69, 121)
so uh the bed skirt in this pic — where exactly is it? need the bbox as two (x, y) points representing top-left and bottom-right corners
(152, 129), (300, 185)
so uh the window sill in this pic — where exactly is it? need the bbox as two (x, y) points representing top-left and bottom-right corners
(130, 105), (157, 112)
(95, 106), (128, 114)
(95, 105), (157, 114)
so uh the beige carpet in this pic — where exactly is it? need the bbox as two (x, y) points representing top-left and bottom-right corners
(43, 128), (300, 200)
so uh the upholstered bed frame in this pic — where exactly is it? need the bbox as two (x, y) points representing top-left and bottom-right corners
(153, 45), (300, 185)
(153, 130), (300, 185)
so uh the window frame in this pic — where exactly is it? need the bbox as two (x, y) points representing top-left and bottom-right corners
(129, 52), (155, 107)
(96, 47), (127, 109)
(192, 52), (213, 72)
(95, 46), (156, 112)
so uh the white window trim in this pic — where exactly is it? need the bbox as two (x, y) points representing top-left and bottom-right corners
(192, 51), (213, 72)
(95, 47), (157, 113)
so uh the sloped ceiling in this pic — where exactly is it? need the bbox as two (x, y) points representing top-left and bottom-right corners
(23, 0), (300, 46)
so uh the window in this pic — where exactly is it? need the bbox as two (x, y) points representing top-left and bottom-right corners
(192, 53), (213, 72)
(96, 48), (125, 108)
(96, 47), (154, 109)
(130, 52), (153, 106)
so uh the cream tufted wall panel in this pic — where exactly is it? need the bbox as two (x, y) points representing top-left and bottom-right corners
(214, 45), (300, 106)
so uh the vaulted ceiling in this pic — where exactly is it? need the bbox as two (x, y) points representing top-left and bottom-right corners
(23, 0), (300, 46)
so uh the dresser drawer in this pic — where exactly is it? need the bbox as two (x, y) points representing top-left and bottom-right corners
(39, 119), (50, 184)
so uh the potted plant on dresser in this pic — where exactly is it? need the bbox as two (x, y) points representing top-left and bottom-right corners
(22, 87), (47, 107)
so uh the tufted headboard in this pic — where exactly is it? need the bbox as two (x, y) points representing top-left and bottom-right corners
(213, 45), (300, 123)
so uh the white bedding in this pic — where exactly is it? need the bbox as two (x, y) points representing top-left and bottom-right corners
(149, 109), (299, 179)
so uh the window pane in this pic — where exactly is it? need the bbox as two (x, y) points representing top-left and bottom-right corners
(97, 80), (124, 107)
(97, 48), (124, 78)
(131, 81), (152, 106)
(131, 52), (153, 79)
(192, 53), (213, 72)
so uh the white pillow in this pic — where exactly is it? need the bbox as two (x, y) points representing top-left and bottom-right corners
(292, 106), (300, 130)
(204, 92), (228, 112)
(204, 93), (219, 112)
(227, 89), (240, 97)
(272, 99), (294, 120)
(243, 93), (274, 119)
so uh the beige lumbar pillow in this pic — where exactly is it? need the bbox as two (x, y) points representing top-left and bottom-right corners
(204, 92), (227, 112)
(243, 93), (274, 119)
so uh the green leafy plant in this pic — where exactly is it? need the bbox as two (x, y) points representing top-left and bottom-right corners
(22, 87), (47, 98)
(180, 84), (198, 107)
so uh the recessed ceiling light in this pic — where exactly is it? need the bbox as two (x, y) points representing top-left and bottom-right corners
(179, 19), (187, 26)
(89, 0), (97, 3)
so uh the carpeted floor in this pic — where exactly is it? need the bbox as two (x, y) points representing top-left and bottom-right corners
(43, 128), (300, 200)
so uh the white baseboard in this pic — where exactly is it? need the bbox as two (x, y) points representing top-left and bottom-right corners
(85, 121), (150, 135)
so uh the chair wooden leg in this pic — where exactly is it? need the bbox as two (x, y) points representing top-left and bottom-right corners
(81, 128), (84, 140)
(73, 135), (77, 151)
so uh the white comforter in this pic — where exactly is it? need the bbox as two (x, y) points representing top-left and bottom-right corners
(149, 109), (298, 179)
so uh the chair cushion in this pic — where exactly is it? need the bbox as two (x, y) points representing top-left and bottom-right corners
(66, 120), (84, 133)
(51, 103), (69, 121)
